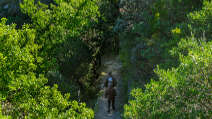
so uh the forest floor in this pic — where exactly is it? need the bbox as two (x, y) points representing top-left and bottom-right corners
(95, 54), (125, 119)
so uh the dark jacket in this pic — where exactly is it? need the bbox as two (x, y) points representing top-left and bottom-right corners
(104, 76), (117, 88)
(105, 87), (116, 100)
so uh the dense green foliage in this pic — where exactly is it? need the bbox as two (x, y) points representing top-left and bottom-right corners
(2, 0), (211, 118)
(0, 0), (112, 118)
(0, 0), (120, 118)
(19, 0), (102, 101)
(122, 0), (212, 118)
(19, 0), (100, 72)
(124, 38), (212, 118)
(0, 18), (94, 118)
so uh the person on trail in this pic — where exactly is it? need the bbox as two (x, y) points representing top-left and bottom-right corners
(104, 72), (117, 88)
(105, 85), (117, 113)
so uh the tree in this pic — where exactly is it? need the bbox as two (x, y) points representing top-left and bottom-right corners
(0, 18), (94, 118)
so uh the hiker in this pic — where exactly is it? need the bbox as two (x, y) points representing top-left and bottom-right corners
(104, 72), (117, 88)
(105, 85), (117, 113)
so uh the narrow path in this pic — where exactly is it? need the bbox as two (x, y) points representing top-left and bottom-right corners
(95, 55), (123, 119)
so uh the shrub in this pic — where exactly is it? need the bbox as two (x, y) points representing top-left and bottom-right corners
(124, 37), (212, 119)
(0, 18), (94, 118)
(123, 0), (212, 118)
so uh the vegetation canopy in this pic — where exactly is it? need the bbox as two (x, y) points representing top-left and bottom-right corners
(0, 0), (211, 118)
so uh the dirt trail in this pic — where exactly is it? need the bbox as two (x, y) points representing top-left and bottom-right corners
(95, 55), (123, 119)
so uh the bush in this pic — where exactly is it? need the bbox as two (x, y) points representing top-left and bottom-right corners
(0, 17), (94, 118)
(20, 0), (104, 102)
(123, 0), (212, 118)
(124, 37), (212, 118)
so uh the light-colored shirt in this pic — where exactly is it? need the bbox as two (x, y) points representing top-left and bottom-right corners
(108, 77), (113, 87)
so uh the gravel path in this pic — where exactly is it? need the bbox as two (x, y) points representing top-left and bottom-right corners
(95, 55), (123, 119)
